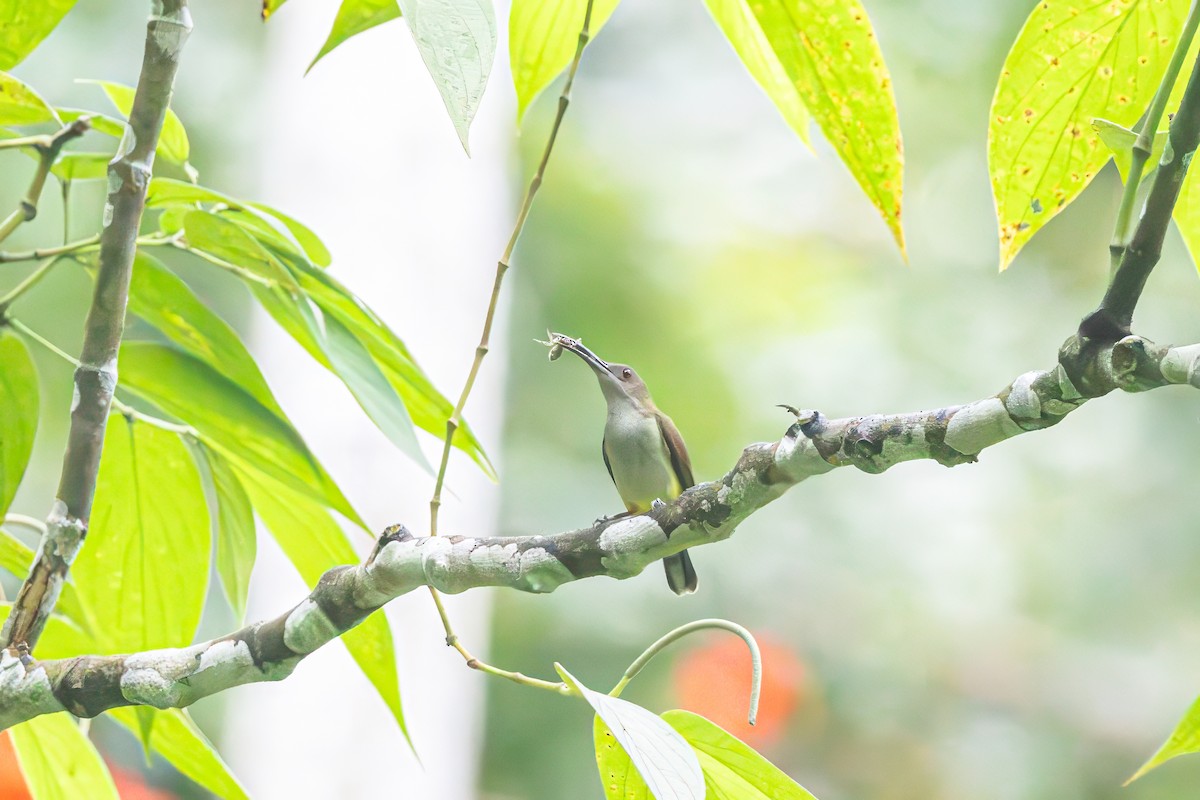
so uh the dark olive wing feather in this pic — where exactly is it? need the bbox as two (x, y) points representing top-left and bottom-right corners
(656, 414), (694, 489)
(601, 435), (616, 486)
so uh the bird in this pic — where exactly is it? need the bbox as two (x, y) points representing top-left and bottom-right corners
(548, 333), (698, 594)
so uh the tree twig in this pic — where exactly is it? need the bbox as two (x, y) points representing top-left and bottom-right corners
(1108, 0), (1200, 270)
(0, 119), (91, 246)
(3, 330), (1196, 727)
(424, 0), (598, 672)
(0, 0), (194, 652)
(1083, 36), (1200, 342)
(0, 235), (101, 264)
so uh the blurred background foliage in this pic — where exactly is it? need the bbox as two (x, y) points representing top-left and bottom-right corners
(484, 1), (1200, 799)
(2, 0), (1200, 798)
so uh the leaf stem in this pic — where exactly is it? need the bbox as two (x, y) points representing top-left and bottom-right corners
(5, 317), (81, 367)
(609, 619), (762, 726)
(424, 1), (596, 674)
(0, 258), (66, 316)
(429, 589), (571, 695)
(1110, 1), (1200, 270)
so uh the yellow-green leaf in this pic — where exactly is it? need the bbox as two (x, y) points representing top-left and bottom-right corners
(509, 0), (620, 123)
(0, 330), (37, 517)
(237, 468), (410, 746)
(70, 415), (211, 652)
(262, 0), (288, 21)
(109, 708), (250, 800)
(702, 0), (811, 147)
(1128, 693), (1200, 783)
(81, 79), (190, 165)
(1171, 143), (1200, 271)
(308, 0), (401, 74)
(11, 713), (119, 800)
(0, 71), (59, 126)
(198, 447), (256, 622)
(727, 0), (903, 254)
(988, 0), (1187, 269)
(663, 710), (819, 799)
(0, 1), (79, 70)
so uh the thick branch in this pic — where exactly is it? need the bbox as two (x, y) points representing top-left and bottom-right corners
(0, 0), (192, 652)
(2, 334), (1196, 728)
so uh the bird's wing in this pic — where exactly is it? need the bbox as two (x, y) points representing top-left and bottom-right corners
(657, 414), (694, 489)
(601, 435), (616, 486)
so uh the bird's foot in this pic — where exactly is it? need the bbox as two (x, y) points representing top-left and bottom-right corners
(594, 510), (634, 526)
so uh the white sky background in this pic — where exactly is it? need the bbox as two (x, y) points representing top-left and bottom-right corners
(220, 6), (513, 799)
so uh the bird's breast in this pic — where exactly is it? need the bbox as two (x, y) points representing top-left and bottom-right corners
(603, 409), (679, 512)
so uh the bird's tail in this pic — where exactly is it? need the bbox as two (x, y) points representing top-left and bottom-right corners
(663, 550), (698, 595)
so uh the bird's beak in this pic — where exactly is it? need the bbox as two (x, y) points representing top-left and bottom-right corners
(550, 332), (610, 375)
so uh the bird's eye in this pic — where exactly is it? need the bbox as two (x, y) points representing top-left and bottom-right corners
(622, 368), (632, 379)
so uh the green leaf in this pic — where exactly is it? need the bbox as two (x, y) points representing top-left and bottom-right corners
(0, 534), (87, 630)
(1172, 161), (1200, 272)
(719, 1), (903, 254)
(147, 178), (332, 267)
(262, 0), (288, 21)
(117, 342), (364, 528)
(558, 664), (705, 799)
(396, 0), (496, 153)
(1093, 119), (1168, 179)
(308, 0), (402, 74)
(70, 415), (210, 652)
(700, 0), (811, 147)
(247, 201), (332, 267)
(109, 708), (250, 800)
(50, 152), (111, 181)
(0, 1), (79, 70)
(324, 312), (432, 471)
(0, 527), (34, 579)
(197, 446), (256, 621)
(0, 71), (59, 126)
(56, 108), (125, 139)
(11, 713), (119, 800)
(81, 79), (190, 165)
(663, 710), (818, 799)
(236, 468), (410, 743)
(249, 279), (432, 471)
(278, 257), (495, 477)
(988, 0), (1187, 269)
(9, 603), (94, 659)
(57, 108), (185, 174)
(1128, 693), (1200, 783)
(126, 250), (283, 415)
(182, 210), (296, 288)
(509, 0), (620, 123)
(0, 329), (38, 517)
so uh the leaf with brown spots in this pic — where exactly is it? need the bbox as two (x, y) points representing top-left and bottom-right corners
(988, 0), (1188, 270)
(705, 0), (905, 257)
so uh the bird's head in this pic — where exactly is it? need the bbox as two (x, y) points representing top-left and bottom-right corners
(549, 333), (652, 406)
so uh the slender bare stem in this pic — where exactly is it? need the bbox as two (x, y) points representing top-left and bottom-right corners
(0, 0), (193, 652)
(609, 619), (762, 725)
(0, 258), (66, 316)
(422, 1), (598, 674)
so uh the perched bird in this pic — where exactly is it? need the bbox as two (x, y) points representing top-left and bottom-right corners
(550, 334), (698, 594)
